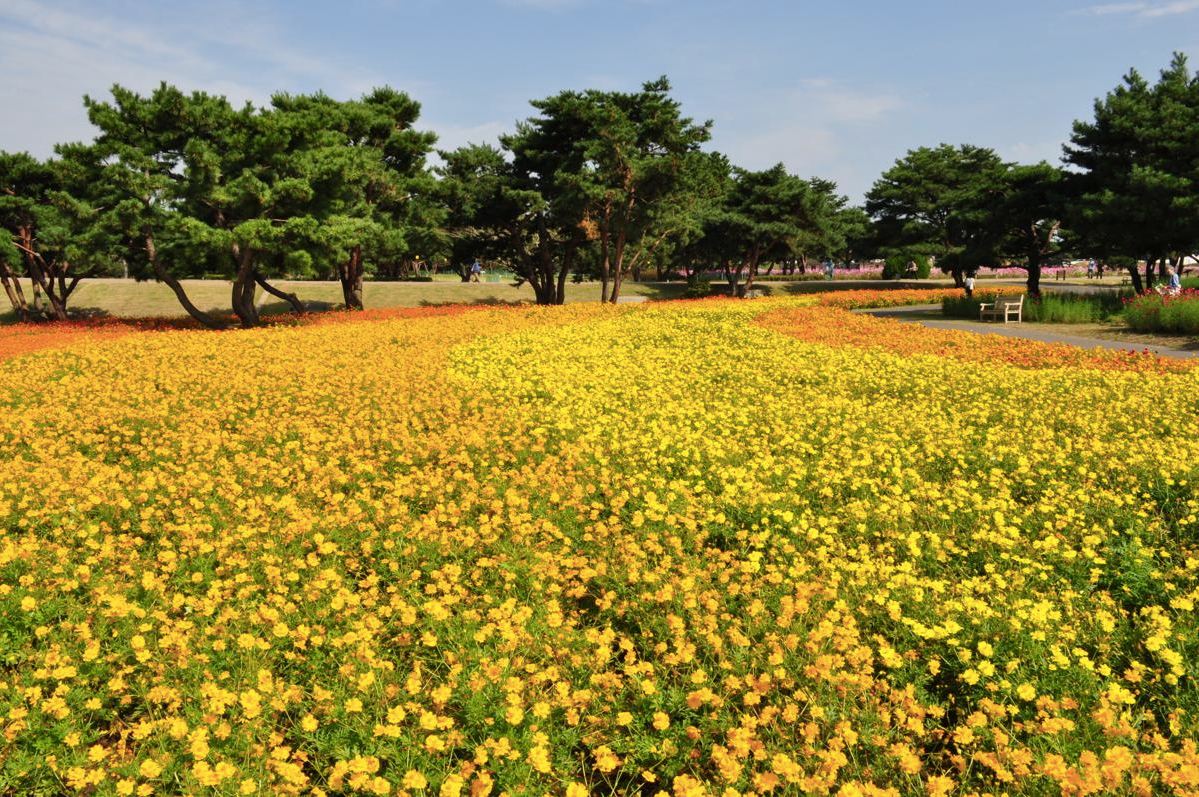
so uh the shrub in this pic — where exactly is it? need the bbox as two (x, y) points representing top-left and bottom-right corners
(944, 292), (1127, 324)
(942, 293), (990, 318)
(682, 276), (712, 299)
(1025, 292), (1126, 323)
(883, 254), (930, 280)
(1125, 290), (1199, 334)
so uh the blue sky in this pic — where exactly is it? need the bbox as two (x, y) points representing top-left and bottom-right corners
(1, 0), (1196, 201)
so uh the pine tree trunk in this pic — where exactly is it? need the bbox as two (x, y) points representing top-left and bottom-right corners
(1026, 263), (1042, 298)
(0, 262), (29, 321)
(146, 234), (226, 329)
(599, 228), (611, 303)
(254, 272), (305, 314)
(231, 247), (260, 328)
(555, 249), (571, 305)
(1126, 265), (1143, 294)
(42, 287), (69, 321)
(1145, 257), (1157, 291)
(340, 246), (364, 310)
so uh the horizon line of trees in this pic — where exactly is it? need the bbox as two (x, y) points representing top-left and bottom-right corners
(2, 53), (1197, 325)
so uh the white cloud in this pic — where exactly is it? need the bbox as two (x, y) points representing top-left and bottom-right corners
(428, 120), (510, 152)
(1079, 0), (1199, 16)
(708, 79), (905, 201)
(0, 0), (393, 157)
(1000, 140), (1067, 164)
(786, 79), (904, 124)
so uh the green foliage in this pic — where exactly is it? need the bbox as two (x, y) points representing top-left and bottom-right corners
(76, 81), (438, 322)
(1124, 293), (1199, 334)
(866, 144), (1006, 275)
(0, 147), (124, 318)
(944, 291), (1126, 323)
(1025, 293), (1125, 323)
(682, 276), (712, 298)
(990, 163), (1068, 293)
(442, 77), (713, 304)
(941, 294), (986, 318)
(882, 254), (930, 279)
(1064, 52), (1199, 283)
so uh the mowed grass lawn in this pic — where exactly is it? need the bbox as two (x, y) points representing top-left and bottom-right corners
(1, 277), (690, 320)
(1, 276), (974, 321)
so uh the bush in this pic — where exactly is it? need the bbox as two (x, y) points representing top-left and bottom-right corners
(942, 294), (984, 318)
(683, 276), (712, 299)
(943, 292), (1127, 324)
(1124, 290), (1199, 334)
(883, 254), (930, 280)
(1025, 293), (1126, 323)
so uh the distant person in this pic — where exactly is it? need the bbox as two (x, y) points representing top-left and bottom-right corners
(964, 274), (975, 298)
(1164, 265), (1181, 295)
(824, 260), (835, 280)
(470, 260), (483, 283)
(1096, 262), (1105, 279)
(1087, 260), (1096, 279)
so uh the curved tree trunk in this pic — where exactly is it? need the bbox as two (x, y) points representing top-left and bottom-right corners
(145, 234), (226, 329)
(1126, 265), (1143, 294)
(41, 288), (69, 321)
(254, 271), (305, 314)
(1, 260), (30, 321)
(26, 261), (72, 321)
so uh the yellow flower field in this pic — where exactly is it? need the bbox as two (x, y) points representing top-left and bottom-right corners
(1, 297), (1198, 796)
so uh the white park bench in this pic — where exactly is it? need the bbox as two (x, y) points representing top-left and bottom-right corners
(978, 294), (1024, 323)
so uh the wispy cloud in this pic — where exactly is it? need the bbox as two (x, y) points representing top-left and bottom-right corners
(790, 79), (904, 124)
(0, 0), (393, 156)
(709, 79), (906, 200)
(498, 0), (584, 9)
(1078, 0), (1199, 16)
(428, 120), (510, 152)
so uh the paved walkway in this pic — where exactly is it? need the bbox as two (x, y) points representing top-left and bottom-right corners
(862, 305), (1199, 360)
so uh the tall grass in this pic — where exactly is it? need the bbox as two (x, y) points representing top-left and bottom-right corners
(942, 291), (1126, 323)
(941, 294), (986, 318)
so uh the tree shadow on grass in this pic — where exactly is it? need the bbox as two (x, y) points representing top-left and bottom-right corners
(417, 297), (528, 307)
(622, 282), (690, 301)
(259, 299), (339, 316)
